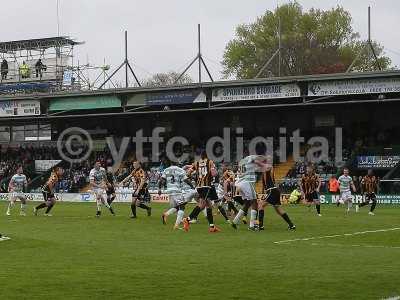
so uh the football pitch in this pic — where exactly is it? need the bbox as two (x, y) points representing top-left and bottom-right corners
(0, 202), (399, 300)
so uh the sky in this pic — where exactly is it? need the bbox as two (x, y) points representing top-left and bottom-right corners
(1, 0), (399, 86)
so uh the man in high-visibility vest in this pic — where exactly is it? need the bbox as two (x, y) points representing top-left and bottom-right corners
(19, 61), (30, 79)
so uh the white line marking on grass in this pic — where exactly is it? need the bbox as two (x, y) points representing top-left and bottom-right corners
(383, 296), (400, 300)
(274, 227), (400, 244)
(310, 242), (400, 250)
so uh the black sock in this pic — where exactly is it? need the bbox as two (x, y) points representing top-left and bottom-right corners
(316, 204), (321, 214)
(281, 213), (294, 227)
(138, 203), (149, 210)
(227, 201), (238, 214)
(109, 207), (115, 214)
(258, 210), (265, 228)
(36, 203), (47, 210)
(131, 204), (136, 217)
(206, 208), (214, 227)
(189, 206), (202, 220)
(96, 210), (101, 216)
(107, 196), (116, 205)
(243, 206), (249, 216)
(45, 205), (54, 214)
(234, 196), (244, 205)
(336, 201), (340, 207)
(371, 201), (377, 212)
(218, 206), (229, 220)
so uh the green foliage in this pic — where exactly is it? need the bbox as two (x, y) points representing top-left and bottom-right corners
(144, 71), (193, 87)
(222, 2), (391, 79)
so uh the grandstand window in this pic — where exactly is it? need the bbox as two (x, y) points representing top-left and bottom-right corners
(0, 126), (10, 142)
(25, 124), (38, 130)
(11, 124), (52, 142)
(25, 129), (39, 141)
(12, 126), (25, 142)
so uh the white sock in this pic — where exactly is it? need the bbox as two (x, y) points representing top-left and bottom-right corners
(203, 209), (207, 217)
(233, 209), (245, 225)
(347, 201), (352, 209)
(97, 203), (102, 212)
(249, 209), (257, 228)
(176, 210), (185, 226)
(7, 202), (14, 212)
(20, 203), (26, 212)
(165, 208), (177, 216)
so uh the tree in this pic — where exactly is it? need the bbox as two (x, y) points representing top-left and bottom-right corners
(222, 2), (391, 79)
(143, 71), (193, 87)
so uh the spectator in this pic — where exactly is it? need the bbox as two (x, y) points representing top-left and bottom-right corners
(19, 61), (30, 79)
(328, 175), (340, 194)
(353, 176), (360, 193)
(1, 59), (8, 80)
(35, 59), (46, 78)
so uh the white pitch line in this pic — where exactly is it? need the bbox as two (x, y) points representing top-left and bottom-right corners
(310, 242), (400, 250)
(274, 227), (400, 244)
(383, 296), (400, 300)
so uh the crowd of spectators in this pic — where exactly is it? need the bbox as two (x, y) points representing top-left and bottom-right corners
(0, 145), (116, 193)
(0, 145), (58, 188)
(0, 126), (396, 194)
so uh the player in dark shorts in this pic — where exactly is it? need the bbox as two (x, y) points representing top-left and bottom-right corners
(357, 169), (378, 215)
(258, 156), (296, 230)
(300, 164), (322, 216)
(119, 161), (151, 218)
(106, 168), (116, 205)
(183, 151), (220, 233)
(34, 166), (64, 216)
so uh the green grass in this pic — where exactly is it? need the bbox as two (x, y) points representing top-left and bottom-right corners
(0, 202), (399, 300)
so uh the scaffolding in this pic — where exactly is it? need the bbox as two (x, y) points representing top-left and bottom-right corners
(0, 36), (84, 94)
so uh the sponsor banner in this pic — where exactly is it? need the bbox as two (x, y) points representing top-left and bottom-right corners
(145, 90), (206, 105)
(308, 78), (400, 97)
(0, 100), (40, 117)
(212, 84), (301, 102)
(62, 70), (73, 86)
(0, 193), (60, 202)
(126, 94), (146, 106)
(319, 194), (400, 205)
(49, 96), (121, 111)
(357, 156), (400, 169)
(0, 191), (170, 203)
(35, 160), (62, 173)
(265, 193), (400, 205)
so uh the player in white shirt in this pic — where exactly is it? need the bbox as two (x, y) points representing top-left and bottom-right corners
(159, 162), (194, 229)
(338, 168), (357, 213)
(89, 161), (115, 217)
(231, 152), (267, 231)
(6, 166), (28, 216)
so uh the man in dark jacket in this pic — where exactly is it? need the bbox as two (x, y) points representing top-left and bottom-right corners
(1, 59), (8, 80)
(35, 59), (46, 78)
